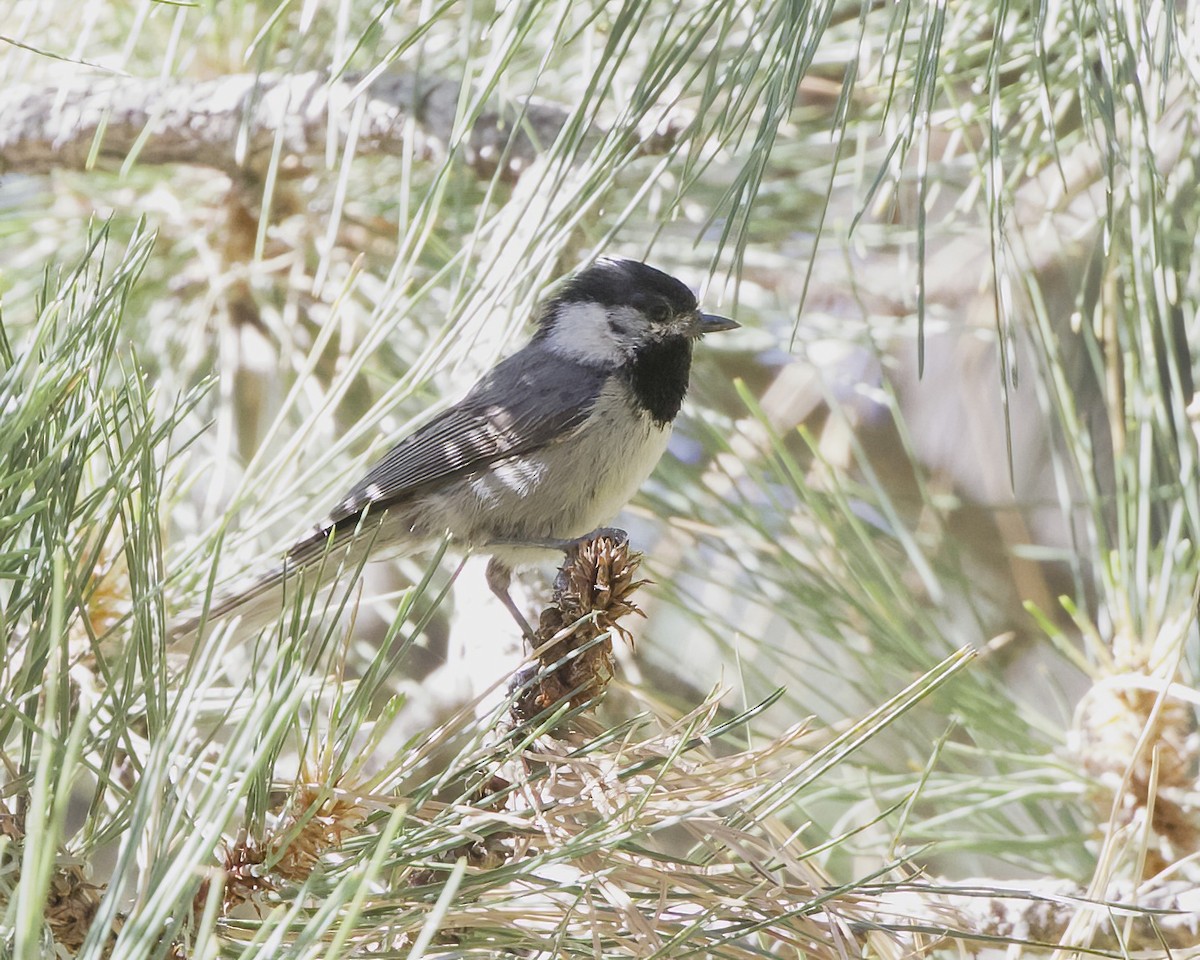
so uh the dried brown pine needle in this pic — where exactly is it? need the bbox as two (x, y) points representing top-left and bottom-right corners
(514, 534), (647, 720)
(382, 703), (896, 959)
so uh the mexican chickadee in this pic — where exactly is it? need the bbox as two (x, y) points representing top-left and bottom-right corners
(177, 258), (737, 640)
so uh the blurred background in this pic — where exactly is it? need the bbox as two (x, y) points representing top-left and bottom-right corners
(1, 0), (1198, 952)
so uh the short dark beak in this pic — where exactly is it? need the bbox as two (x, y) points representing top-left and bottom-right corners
(693, 312), (739, 336)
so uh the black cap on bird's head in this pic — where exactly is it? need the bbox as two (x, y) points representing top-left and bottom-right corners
(545, 258), (738, 339)
(558, 258), (697, 314)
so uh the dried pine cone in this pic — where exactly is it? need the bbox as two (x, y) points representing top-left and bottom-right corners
(513, 532), (646, 720)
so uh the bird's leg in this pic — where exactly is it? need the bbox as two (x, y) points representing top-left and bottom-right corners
(486, 557), (536, 641)
(486, 529), (628, 641)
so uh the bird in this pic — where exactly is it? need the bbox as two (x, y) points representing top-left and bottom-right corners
(174, 258), (737, 642)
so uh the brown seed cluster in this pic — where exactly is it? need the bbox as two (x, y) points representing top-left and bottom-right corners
(407, 775), (514, 889)
(1075, 673), (1200, 878)
(194, 786), (366, 920)
(0, 804), (118, 955)
(513, 534), (646, 720)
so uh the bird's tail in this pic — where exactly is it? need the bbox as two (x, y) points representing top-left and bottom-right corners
(168, 565), (286, 648)
(167, 528), (379, 648)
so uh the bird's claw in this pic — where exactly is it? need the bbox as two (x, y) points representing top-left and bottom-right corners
(578, 526), (629, 548)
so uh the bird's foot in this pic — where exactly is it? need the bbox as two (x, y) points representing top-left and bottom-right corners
(487, 526), (629, 554)
(573, 526), (629, 549)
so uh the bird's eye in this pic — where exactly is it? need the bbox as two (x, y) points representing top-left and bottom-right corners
(648, 302), (672, 323)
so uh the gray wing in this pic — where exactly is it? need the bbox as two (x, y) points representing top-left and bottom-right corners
(317, 346), (608, 536)
(170, 347), (609, 636)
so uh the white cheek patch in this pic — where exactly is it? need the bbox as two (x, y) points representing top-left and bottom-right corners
(545, 302), (625, 364)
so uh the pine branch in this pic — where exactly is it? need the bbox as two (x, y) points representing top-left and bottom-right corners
(0, 70), (689, 180)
